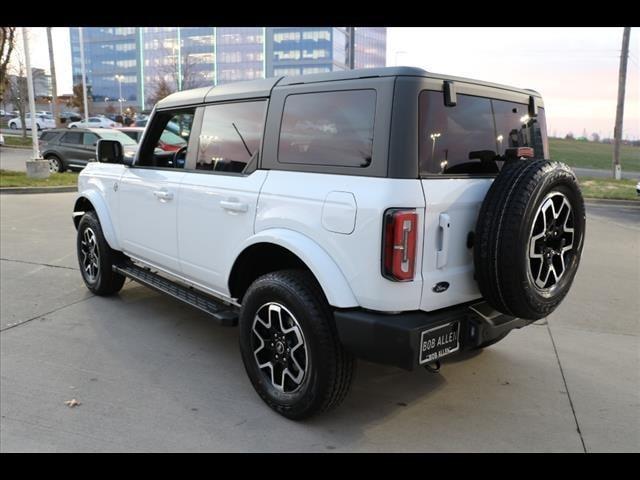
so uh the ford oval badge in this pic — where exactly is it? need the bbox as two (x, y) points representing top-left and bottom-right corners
(433, 281), (449, 293)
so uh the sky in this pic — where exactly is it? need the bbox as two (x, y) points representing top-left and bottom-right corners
(14, 26), (640, 139)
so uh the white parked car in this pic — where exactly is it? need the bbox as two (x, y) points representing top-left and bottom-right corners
(73, 67), (586, 419)
(8, 113), (56, 130)
(0, 133), (4, 146)
(68, 116), (117, 129)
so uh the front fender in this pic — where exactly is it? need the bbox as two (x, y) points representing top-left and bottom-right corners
(73, 189), (121, 251)
(234, 229), (359, 308)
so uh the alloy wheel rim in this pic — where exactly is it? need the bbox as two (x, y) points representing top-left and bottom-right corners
(80, 227), (100, 282)
(527, 192), (575, 291)
(48, 158), (59, 173)
(252, 302), (308, 393)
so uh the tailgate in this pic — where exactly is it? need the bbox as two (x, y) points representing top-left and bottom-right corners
(419, 178), (493, 311)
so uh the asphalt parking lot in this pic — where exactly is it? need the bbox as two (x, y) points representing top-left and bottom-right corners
(0, 192), (638, 452)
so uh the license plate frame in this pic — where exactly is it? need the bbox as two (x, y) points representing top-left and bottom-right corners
(419, 321), (460, 364)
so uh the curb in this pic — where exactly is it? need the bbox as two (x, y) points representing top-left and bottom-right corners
(0, 185), (77, 195)
(584, 197), (640, 207)
(0, 145), (32, 150)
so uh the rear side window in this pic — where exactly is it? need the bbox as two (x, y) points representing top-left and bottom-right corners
(419, 91), (548, 175)
(39, 131), (58, 142)
(278, 89), (376, 168)
(196, 101), (267, 174)
(61, 132), (82, 145)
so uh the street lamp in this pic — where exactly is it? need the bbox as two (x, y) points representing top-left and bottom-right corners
(115, 75), (124, 116)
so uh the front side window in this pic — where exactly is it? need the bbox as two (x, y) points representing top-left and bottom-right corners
(136, 109), (195, 168)
(419, 91), (549, 175)
(196, 101), (267, 173)
(278, 89), (376, 168)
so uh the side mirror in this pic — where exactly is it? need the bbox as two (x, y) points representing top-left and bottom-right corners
(96, 139), (124, 164)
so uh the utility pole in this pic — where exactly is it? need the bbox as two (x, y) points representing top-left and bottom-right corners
(22, 27), (49, 178)
(78, 27), (90, 120)
(612, 27), (631, 180)
(46, 28), (60, 127)
(347, 27), (355, 69)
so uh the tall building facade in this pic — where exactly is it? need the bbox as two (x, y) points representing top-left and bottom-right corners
(70, 27), (386, 111)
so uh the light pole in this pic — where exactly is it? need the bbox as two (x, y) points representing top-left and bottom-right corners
(115, 75), (124, 116)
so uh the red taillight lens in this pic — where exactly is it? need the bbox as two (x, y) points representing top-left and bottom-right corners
(382, 209), (418, 282)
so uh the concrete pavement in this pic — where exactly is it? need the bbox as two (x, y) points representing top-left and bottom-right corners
(0, 192), (638, 452)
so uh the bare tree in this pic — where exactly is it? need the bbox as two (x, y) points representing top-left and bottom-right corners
(68, 83), (92, 113)
(146, 76), (175, 107)
(4, 56), (28, 138)
(146, 48), (209, 107)
(0, 27), (16, 101)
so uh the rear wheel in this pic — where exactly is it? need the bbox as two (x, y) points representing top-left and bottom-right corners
(46, 155), (64, 173)
(239, 270), (355, 420)
(10, 122), (17, 130)
(77, 211), (126, 296)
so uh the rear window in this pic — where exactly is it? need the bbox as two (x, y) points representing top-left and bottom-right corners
(39, 131), (59, 142)
(278, 89), (376, 168)
(419, 91), (548, 175)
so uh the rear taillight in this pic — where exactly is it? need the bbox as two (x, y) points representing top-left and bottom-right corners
(382, 208), (418, 282)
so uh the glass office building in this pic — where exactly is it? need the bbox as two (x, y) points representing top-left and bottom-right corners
(70, 27), (386, 111)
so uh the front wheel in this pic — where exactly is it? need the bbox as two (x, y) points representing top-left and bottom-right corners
(239, 270), (355, 420)
(9, 123), (17, 130)
(77, 211), (126, 296)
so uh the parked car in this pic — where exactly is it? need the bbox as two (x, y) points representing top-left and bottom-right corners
(117, 126), (187, 152)
(636, 180), (640, 196)
(0, 133), (4, 146)
(72, 67), (586, 419)
(40, 127), (138, 173)
(8, 113), (56, 130)
(68, 116), (117, 129)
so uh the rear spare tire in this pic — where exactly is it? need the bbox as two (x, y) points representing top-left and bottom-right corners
(474, 160), (585, 320)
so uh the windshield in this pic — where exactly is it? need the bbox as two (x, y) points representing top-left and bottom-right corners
(97, 130), (138, 146)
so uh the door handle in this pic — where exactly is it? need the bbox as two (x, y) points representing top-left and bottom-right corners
(153, 190), (174, 202)
(436, 213), (451, 269)
(220, 199), (248, 213)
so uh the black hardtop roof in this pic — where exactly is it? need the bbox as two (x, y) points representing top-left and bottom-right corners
(156, 66), (541, 109)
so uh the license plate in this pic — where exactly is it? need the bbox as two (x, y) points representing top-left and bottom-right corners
(419, 321), (460, 364)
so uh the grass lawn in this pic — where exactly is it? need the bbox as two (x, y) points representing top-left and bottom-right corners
(2, 135), (34, 147)
(578, 177), (638, 201)
(549, 138), (640, 171)
(0, 169), (78, 188)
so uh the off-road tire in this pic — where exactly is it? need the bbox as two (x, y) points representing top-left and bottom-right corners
(474, 160), (585, 320)
(77, 211), (126, 296)
(239, 269), (356, 420)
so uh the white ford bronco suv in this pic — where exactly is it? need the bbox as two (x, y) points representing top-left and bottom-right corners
(73, 67), (585, 419)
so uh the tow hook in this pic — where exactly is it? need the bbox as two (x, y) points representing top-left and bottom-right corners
(423, 360), (441, 373)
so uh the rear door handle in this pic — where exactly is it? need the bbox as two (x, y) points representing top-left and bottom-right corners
(153, 190), (174, 202)
(436, 213), (451, 269)
(220, 199), (248, 213)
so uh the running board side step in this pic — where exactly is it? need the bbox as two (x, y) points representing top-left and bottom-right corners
(113, 263), (239, 326)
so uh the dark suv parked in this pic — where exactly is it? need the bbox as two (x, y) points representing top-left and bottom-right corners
(40, 128), (138, 172)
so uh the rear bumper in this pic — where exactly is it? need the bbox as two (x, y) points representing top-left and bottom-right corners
(333, 301), (533, 371)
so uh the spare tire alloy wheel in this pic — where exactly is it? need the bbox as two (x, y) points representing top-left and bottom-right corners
(252, 302), (308, 393)
(474, 160), (586, 320)
(528, 191), (575, 294)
